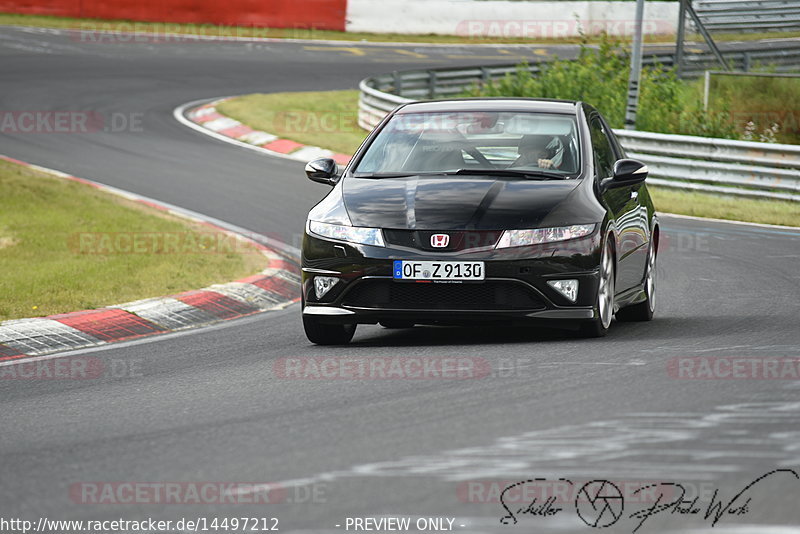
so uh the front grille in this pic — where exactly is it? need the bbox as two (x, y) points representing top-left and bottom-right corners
(383, 230), (502, 252)
(341, 279), (544, 311)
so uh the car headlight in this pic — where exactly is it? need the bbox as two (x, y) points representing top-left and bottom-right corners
(496, 224), (596, 248)
(308, 220), (385, 247)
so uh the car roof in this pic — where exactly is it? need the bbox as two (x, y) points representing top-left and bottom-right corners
(395, 98), (580, 115)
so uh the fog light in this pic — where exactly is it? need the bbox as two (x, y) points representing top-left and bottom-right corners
(547, 279), (578, 302)
(314, 276), (339, 299)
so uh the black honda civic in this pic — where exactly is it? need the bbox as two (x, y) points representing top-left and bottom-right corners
(301, 98), (658, 344)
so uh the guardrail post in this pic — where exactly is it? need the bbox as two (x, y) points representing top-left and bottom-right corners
(428, 70), (437, 99)
(481, 67), (490, 88)
(675, 0), (687, 78)
(393, 71), (403, 97)
(743, 53), (751, 72)
(625, 0), (646, 130)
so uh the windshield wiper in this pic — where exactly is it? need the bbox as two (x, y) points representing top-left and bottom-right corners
(452, 168), (569, 180)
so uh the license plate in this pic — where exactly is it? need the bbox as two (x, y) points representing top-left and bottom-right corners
(393, 260), (485, 281)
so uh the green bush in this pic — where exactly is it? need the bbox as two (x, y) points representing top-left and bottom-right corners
(466, 35), (745, 140)
(706, 73), (800, 144)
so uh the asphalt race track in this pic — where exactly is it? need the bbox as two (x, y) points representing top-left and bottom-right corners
(1, 26), (800, 533)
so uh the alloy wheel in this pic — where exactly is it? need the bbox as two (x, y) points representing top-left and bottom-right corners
(598, 241), (615, 329)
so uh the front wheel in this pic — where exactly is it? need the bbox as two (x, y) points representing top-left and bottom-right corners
(578, 238), (615, 338)
(303, 315), (356, 345)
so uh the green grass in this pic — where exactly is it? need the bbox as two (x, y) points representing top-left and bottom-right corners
(706, 73), (800, 145)
(217, 91), (366, 155)
(4, 12), (799, 45)
(0, 159), (268, 321)
(650, 186), (799, 227)
(219, 89), (799, 227)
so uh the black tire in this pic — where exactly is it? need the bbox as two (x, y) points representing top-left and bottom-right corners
(616, 235), (656, 322)
(303, 315), (356, 345)
(578, 238), (615, 338)
(379, 321), (415, 329)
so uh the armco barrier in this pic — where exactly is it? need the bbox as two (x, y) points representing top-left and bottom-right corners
(695, 0), (800, 34)
(358, 73), (800, 202)
(0, 0), (348, 31)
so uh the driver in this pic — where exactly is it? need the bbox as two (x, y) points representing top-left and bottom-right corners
(513, 134), (558, 169)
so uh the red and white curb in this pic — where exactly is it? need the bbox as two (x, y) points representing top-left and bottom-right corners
(176, 98), (353, 165)
(0, 155), (301, 362)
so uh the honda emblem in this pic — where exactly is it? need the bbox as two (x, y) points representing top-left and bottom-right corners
(430, 234), (450, 248)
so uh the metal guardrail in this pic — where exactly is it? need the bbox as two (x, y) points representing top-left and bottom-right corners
(614, 130), (800, 201)
(694, 0), (800, 33)
(358, 68), (800, 201)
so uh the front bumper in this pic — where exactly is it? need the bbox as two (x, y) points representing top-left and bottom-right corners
(301, 231), (602, 327)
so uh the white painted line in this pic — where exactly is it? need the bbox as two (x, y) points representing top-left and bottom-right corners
(27, 164), (72, 178)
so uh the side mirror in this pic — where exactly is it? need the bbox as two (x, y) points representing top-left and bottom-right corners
(612, 159), (649, 184)
(305, 158), (338, 186)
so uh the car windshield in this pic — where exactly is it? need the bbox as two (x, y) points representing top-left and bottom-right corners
(353, 110), (580, 178)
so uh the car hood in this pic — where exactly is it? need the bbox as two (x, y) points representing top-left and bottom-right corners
(342, 175), (585, 230)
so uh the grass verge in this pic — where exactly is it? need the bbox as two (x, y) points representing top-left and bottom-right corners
(3, 13), (799, 45)
(649, 187), (799, 227)
(218, 90), (799, 228)
(217, 91), (365, 156)
(0, 159), (268, 321)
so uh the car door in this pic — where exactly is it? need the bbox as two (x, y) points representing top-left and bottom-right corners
(606, 119), (651, 291)
(588, 114), (643, 292)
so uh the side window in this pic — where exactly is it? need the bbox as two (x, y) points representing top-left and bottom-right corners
(588, 117), (616, 178)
